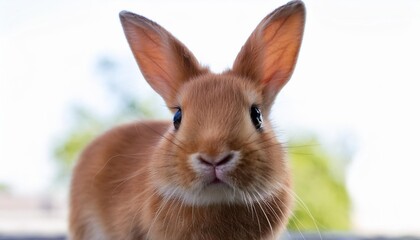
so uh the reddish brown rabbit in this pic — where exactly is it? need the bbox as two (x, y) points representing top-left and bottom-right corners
(69, 1), (305, 239)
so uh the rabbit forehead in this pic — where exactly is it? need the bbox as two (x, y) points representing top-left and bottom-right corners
(178, 74), (261, 112)
(175, 74), (262, 154)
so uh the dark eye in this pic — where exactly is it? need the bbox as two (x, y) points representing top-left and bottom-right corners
(250, 105), (263, 130)
(173, 108), (182, 130)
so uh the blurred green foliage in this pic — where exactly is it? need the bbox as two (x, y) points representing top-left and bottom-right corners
(54, 101), (158, 181)
(53, 57), (159, 182)
(287, 137), (351, 231)
(54, 57), (351, 231)
(54, 109), (105, 181)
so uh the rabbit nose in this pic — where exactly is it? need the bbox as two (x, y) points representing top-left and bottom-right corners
(198, 152), (235, 167)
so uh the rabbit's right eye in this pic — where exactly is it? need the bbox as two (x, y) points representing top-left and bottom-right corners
(250, 105), (263, 130)
(173, 108), (182, 130)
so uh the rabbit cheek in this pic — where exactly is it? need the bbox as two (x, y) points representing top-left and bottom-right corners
(234, 136), (283, 192)
(151, 140), (194, 191)
(234, 155), (266, 189)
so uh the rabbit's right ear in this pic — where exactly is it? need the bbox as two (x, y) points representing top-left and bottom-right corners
(232, 1), (305, 109)
(120, 12), (206, 106)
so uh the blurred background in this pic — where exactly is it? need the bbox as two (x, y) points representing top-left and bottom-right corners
(1, 0), (420, 238)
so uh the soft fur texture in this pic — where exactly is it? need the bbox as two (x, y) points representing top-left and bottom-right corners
(69, 1), (305, 239)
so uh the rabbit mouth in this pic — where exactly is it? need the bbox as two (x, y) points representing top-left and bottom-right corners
(157, 176), (283, 207)
(204, 172), (231, 186)
(202, 176), (233, 190)
(155, 151), (284, 206)
(209, 177), (223, 185)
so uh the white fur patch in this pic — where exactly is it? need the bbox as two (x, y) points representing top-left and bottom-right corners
(155, 150), (284, 206)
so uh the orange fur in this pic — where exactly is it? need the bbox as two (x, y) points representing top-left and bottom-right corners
(69, 1), (305, 239)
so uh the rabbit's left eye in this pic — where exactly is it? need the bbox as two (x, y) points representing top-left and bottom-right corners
(173, 108), (182, 130)
(250, 105), (263, 130)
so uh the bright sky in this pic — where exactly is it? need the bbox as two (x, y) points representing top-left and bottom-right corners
(1, 0), (420, 235)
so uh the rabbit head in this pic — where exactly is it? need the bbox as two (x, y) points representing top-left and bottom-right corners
(120, 1), (305, 206)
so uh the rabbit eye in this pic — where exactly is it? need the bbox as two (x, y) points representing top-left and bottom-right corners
(173, 108), (182, 130)
(250, 105), (263, 130)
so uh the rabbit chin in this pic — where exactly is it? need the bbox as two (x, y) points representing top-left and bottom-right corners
(157, 183), (244, 206)
(157, 181), (282, 206)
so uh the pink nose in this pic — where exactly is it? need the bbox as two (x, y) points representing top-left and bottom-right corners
(198, 152), (234, 167)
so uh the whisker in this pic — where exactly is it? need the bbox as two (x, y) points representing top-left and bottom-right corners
(240, 133), (279, 150)
(146, 187), (177, 240)
(93, 154), (123, 179)
(253, 186), (277, 239)
(252, 190), (274, 239)
(135, 121), (188, 151)
(245, 142), (283, 155)
(271, 190), (307, 240)
(247, 191), (262, 236)
(283, 143), (319, 149)
(129, 186), (156, 235)
(164, 189), (180, 239)
(287, 151), (314, 156)
(282, 186), (323, 240)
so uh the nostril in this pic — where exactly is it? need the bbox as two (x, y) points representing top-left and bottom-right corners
(197, 152), (235, 167)
(216, 153), (234, 166)
(198, 156), (213, 166)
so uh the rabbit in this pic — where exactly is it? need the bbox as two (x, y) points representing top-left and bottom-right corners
(69, 1), (305, 239)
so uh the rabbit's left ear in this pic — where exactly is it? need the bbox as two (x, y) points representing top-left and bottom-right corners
(120, 11), (206, 106)
(232, 1), (305, 108)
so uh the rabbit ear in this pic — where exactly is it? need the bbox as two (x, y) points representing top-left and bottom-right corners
(120, 11), (205, 105)
(232, 1), (305, 108)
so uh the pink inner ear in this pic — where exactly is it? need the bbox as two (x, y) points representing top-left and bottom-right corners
(262, 70), (289, 105)
(231, 2), (305, 109)
(262, 70), (286, 88)
(120, 12), (207, 106)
